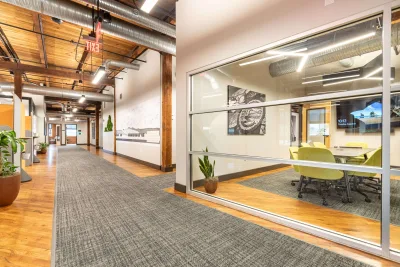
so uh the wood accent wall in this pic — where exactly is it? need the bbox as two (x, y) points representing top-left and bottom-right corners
(95, 104), (100, 148)
(161, 54), (173, 172)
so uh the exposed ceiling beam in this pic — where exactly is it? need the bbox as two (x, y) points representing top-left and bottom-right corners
(0, 27), (29, 82)
(0, 45), (10, 61)
(32, 13), (48, 68)
(0, 60), (114, 86)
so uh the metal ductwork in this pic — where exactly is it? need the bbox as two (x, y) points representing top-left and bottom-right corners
(105, 60), (140, 70)
(269, 22), (400, 77)
(79, 0), (175, 38)
(0, 0), (176, 55)
(0, 82), (114, 102)
(45, 101), (66, 112)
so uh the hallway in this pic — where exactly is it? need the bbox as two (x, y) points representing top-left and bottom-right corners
(1, 145), (399, 266)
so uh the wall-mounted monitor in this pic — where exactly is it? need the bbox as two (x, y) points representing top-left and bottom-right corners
(336, 95), (400, 133)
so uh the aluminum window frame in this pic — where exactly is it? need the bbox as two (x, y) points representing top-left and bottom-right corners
(186, 1), (400, 262)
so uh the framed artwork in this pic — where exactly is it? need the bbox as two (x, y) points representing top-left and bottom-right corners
(227, 85), (266, 135)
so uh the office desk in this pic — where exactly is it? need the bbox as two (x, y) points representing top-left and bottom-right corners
(329, 147), (376, 203)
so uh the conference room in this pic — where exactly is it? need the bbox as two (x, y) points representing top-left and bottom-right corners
(188, 10), (400, 253)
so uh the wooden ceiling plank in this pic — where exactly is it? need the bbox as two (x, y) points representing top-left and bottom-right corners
(32, 13), (48, 68)
(0, 60), (114, 86)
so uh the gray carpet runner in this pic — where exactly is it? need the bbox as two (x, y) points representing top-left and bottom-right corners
(54, 146), (371, 267)
(239, 168), (400, 225)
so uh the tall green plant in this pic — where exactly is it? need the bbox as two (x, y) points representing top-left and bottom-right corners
(104, 115), (113, 132)
(198, 147), (215, 179)
(0, 130), (26, 177)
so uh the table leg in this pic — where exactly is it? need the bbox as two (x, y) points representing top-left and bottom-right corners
(339, 158), (353, 203)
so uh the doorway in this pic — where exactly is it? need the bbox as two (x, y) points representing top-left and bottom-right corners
(66, 124), (77, 145)
(306, 108), (327, 144)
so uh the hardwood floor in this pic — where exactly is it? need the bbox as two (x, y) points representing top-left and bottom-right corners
(192, 166), (400, 250)
(1, 144), (399, 267)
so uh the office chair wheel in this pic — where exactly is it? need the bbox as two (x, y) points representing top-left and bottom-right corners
(322, 200), (328, 206)
(365, 198), (371, 203)
(291, 182), (295, 186)
(298, 193), (303, 199)
(341, 198), (348, 203)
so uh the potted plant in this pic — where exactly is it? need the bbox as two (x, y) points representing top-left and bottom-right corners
(104, 115), (113, 132)
(0, 130), (26, 207)
(198, 147), (218, 194)
(37, 142), (49, 154)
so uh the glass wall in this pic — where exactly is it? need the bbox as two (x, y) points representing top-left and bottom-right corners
(190, 13), (391, 252)
(391, 8), (400, 253)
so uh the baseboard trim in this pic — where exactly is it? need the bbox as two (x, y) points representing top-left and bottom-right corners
(193, 164), (289, 188)
(174, 183), (186, 193)
(116, 153), (161, 170)
(102, 149), (116, 155)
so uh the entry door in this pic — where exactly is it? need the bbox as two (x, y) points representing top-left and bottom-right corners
(307, 108), (327, 144)
(66, 124), (77, 145)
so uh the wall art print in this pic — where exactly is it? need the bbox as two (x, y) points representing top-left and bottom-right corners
(227, 85), (266, 135)
(116, 97), (160, 144)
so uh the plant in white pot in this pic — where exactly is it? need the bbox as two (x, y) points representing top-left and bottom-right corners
(198, 147), (218, 194)
(0, 130), (26, 207)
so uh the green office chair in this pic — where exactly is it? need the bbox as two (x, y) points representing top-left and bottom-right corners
(313, 142), (326, 148)
(298, 147), (344, 206)
(289, 147), (301, 190)
(345, 142), (368, 164)
(301, 142), (311, 147)
(347, 148), (382, 203)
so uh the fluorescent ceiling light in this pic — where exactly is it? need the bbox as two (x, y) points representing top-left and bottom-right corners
(240, 48), (307, 67)
(296, 55), (309, 73)
(72, 107), (78, 112)
(296, 32), (376, 72)
(323, 66), (383, 87)
(239, 48), (307, 67)
(48, 118), (57, 121)
(267, 49), (307, 57)
(141, 0), (158, 13)
(302, 74), (360, 85)
(65, 114), (73, 118)
(79, 95), (86, 103)
(309, 32), (376, 56)
(74, 119), (80, 122)
(92, 66), (106, 84)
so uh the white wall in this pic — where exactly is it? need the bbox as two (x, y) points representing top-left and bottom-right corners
(115, 50), (161, 166)
(102, 87), (115, 152)
(176, 0), (393, 186)
(46, 120), (87, 145)
(191, 68), (291, 181)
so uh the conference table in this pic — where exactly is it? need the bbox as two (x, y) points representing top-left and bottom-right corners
(328, 147), (376, 203)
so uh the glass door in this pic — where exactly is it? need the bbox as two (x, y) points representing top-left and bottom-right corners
(307, 108), (327, 145)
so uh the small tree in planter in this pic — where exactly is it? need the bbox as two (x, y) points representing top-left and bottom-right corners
(198, 147), (218, 193)
(104, 115), (113, 132)
(38, 143), (49, 154)
(0, 130), (26, 206)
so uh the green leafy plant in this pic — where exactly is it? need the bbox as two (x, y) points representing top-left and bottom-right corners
(38, 142), (49, 150)
(0, 130), (26, 177)
(104, 115), (113, 132)
(198, 147), (215, 179)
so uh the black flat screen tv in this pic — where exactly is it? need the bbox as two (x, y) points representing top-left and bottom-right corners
(336, 95), (400, 133)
